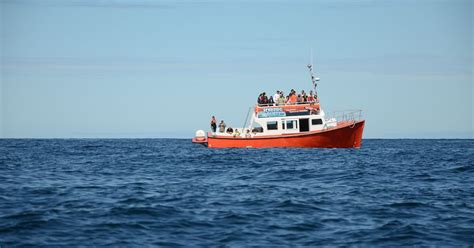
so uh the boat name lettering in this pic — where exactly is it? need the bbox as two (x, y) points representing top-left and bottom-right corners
(258, 112), (286, 118)
(263, 108), (283, 112)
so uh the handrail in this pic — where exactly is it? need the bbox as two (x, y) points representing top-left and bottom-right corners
(326, 110), (363, 123)
(256, 101), (319, 107)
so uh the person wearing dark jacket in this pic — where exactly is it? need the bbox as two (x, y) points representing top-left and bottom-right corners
(210, 116), (217, 133)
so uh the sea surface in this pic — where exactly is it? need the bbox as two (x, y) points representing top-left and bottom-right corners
(0, 139), (473, 246)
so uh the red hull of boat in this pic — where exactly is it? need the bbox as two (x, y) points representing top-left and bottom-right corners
(198, 120), (365, 148)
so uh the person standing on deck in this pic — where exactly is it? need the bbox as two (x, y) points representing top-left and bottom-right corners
(289, 92), (298, 104)
(262, 92), (269, 105)
(210, 116), (217, 133)
(297, 94), (303, 103)
(273, 91), (280, 105)
(268, 96), (274, 105)
(218, 120), (226, 133)
(308, 90), (315, 103)
(278, 92), (286, 105)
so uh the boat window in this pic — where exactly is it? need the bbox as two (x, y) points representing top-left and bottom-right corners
(286, 120), (295, 129)
(251, 123), (263, 133)
(252, 127), (263, 133)
(267, 121), (278, 130)
(312, 119), (323, 125)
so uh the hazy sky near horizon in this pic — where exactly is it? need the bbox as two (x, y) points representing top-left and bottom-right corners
(1, 0), (472, 138)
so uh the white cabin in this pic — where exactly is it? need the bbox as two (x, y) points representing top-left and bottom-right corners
(214, 103), (338, 137)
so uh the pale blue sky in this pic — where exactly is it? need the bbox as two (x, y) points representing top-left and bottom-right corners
(1, 0), (472, 138)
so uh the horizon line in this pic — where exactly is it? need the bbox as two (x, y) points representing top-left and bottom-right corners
(1, 137), (473, 140)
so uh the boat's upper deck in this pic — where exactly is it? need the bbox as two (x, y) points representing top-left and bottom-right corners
(254, 103), (320, 118)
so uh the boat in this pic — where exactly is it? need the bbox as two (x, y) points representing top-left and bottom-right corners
(192, 63), (365, 148)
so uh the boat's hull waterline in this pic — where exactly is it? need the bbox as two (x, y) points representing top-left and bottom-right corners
(193, 120), (365, 148)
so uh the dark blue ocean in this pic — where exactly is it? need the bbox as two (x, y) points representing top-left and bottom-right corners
(0, 139), (473, 246)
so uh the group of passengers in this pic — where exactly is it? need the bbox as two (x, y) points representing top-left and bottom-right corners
(210, 116), (251, 137)
(257, 89), (318, 106)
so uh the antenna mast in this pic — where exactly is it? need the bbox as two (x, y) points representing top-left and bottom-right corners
(307, 48), (320, 97)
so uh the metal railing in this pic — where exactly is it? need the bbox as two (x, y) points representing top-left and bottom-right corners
(326, 110), (363, 123)
(256, 100), (320, 107)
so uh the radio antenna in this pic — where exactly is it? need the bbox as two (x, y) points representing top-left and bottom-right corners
(307, 48), (320, 96)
